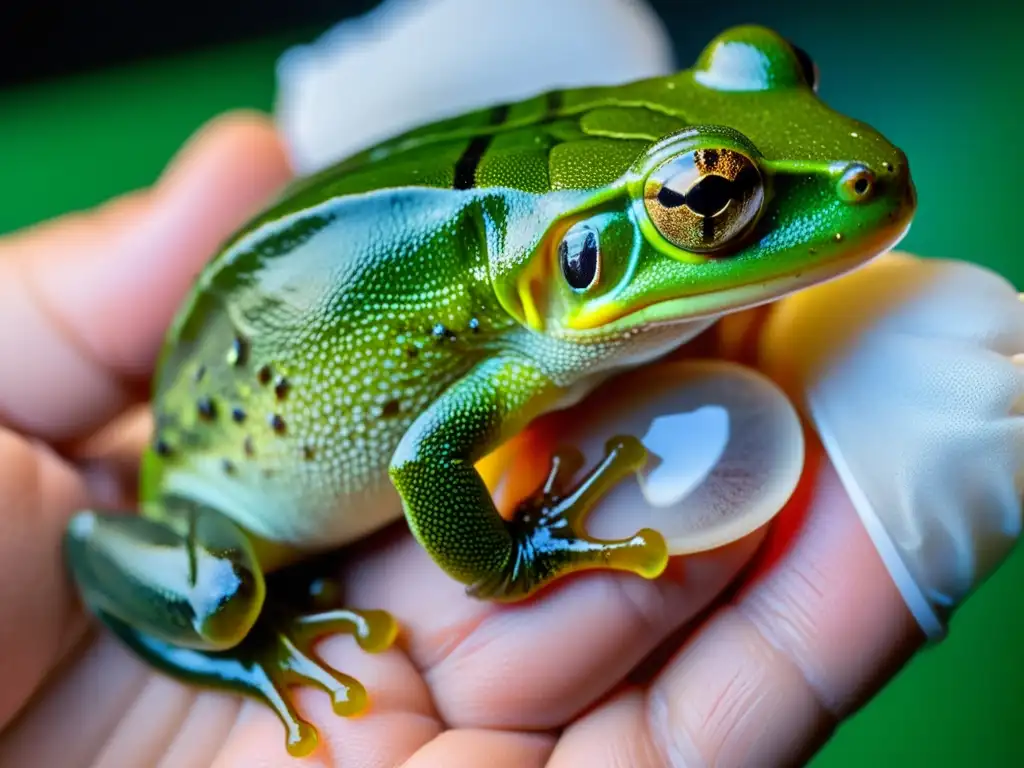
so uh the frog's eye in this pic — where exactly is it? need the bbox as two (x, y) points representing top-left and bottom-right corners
(643, 148), (765, 254)
(788, 42), (820, 92)
(558, 223), (601, 291)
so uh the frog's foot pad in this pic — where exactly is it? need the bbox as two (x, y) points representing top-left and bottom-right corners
(102, 604), (398, 757)
(470, 435), (670, 601)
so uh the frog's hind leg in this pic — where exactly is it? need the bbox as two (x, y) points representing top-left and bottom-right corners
(64, 500), (266, 651)
(64, 503), (398, 757)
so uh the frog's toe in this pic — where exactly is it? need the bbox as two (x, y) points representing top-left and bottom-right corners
(469, 436), (670, 601)
(102, 599), (398, 757)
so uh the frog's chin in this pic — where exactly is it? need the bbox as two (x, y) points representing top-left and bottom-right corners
(608, 249), (879, 333)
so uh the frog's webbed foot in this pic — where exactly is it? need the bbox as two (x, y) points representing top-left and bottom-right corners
(64, 506), (397, 757)
(469, 435), (669, 601)
(102, 594), (397, 756)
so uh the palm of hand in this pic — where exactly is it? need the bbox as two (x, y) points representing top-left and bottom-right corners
(0, 113), (920, 768)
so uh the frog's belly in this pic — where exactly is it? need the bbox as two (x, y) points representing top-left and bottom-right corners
(163, 454), (404, 552)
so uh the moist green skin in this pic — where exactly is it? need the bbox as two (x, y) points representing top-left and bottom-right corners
(63, 24), (917, 757)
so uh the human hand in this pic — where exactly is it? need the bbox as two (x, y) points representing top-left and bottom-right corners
(0, 112), (926, 767)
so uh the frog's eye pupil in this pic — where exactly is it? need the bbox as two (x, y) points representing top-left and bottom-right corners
(657, 186), (687, 208)
(854, 177), (869, 195)
(559, 227), (600, 291)
(643, 147), (765, 254)
(681, 174), (735, 217)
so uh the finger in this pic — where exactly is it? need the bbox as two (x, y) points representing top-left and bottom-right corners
(547, 456), (924, 768)
(0, 632), (151, 766)
(208, 636), (439, 768)
(0, 110), (293, 445)
(403, 730), (554, 768)
(0, 428), (100, 730)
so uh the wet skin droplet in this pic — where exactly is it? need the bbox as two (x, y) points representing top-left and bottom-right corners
(432, 323), (456, 342)
(269, 414), (286, 434)
(274, 377), (290, 400)
(232, 407), (247, 423)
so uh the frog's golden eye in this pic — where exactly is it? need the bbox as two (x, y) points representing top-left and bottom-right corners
(643, 148), (765, 254)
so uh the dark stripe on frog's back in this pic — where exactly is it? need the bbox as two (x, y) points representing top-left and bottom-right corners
(231, 82), (689, 240)
(453, 104), (512, 190)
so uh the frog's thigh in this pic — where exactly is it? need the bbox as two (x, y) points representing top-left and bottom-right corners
(66, 501), (399, 757)
(64, 498), (265, 651)
(388, 356), (668, 601)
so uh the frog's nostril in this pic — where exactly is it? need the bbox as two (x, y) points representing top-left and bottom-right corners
(837, 163), (875, 204)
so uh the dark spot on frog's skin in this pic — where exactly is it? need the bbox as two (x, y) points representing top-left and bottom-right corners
(154, 438), (172, 457)
(274, 377), (290, 400)
(232, 407), (246, 423)
(257, 365), (272, 385)
(406, 347), (419, 359)
(197, 397), (217, 420)
(382, 399), (401, 418)
(222, 459), (236, 475)
(808, 247), (817, 256)
(228, 336), (249, 367)
(194, 365), (206, 383)
(302, 445), (316, 460)
(269, 414), (286, 434)
(468, 317), (481, 333)
(884, 161), (894, 172)
(243, 436), (255, 457)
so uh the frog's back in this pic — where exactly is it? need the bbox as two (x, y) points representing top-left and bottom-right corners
(143, 71), (695, 552)
(238, 75), (694, 235)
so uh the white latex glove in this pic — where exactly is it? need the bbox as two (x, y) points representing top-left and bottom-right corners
(756, 253), (1024, 639)
(274, 0), (674, 173)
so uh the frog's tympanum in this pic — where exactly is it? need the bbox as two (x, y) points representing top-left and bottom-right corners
(64, 26), (916, 755)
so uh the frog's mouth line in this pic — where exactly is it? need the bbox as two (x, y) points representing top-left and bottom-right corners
(563, 214), (914, 337)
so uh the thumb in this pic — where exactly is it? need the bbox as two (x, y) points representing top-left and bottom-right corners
(0, 110), (293, 444)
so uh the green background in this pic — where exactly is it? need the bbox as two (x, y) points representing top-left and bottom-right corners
(1, 4), (1021, 765)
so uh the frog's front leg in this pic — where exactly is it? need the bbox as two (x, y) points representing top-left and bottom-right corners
(63, 500), (397, 757)
(389, 356), (669, 601)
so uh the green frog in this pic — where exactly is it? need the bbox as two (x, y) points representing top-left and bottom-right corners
(63, 25), (916, 756)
